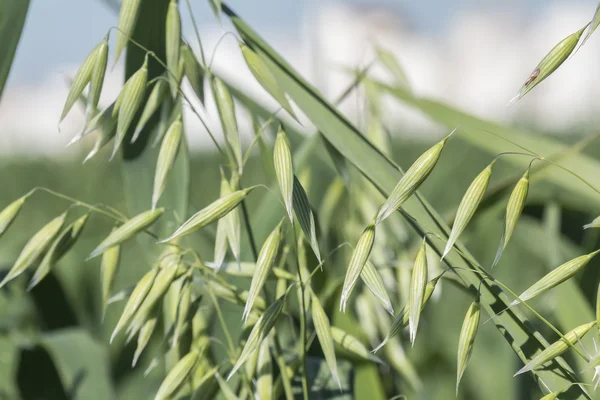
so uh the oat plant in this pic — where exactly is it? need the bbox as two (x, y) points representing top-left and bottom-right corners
(4, 1), (600, 399)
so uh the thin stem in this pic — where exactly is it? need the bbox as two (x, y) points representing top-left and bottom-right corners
(240, 200), (258, 260)
(481, 128), (600, 197)
(184, 0), (207, 66)
(539, 158), (600, 197)
(33, 187), (125, 221)
(208, 31), (240, 71)
(207, 287), (235, 357)
(290, 225), (310, 400)
(273, 340), (295, 400)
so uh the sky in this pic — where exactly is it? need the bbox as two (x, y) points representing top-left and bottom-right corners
(10, 0), (596, 86)
(2, 0), (600, 154)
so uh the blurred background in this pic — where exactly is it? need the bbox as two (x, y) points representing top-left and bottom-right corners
(3, 0), (600, 399)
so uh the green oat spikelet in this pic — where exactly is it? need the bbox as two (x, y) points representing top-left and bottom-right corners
(341, 224), (376, 312)
(408, 238), (428, 346)
(375, 135), (449, 225)
(456, 297), (481, 395)
(443, 160), (495, 260)
(89, 208), (164, 259)
(0, 211), (67, 288)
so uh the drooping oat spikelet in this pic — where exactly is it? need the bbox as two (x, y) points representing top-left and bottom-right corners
(443, 161), (495, 260)
(111, 268), (158, 343)
(84, 112), (118, 162)
(511, 250), (600, 306)
(584, 215), (600, 229)
(152, 117), (182, 209)
(61, 39), (106, 123)
(181, 43), (204, 103)
(212, 76), (243, 172)
(213, 171), (230, 271)
(127, 259), (180, 339)
(331, 326), (381, 363)
(132, 306), (158, 367)
(0, 194), (29, 238)
(224, 172), (241, 268)
(71, 101), (116, 150)
(539, 392), (560, 400)
(172, 275), (192, 348)
(408, 238), (428, 346)
(340, 224), (376, 312)
(228, 296), (285, 380)
(311, 289), (341, 389)
(361, 260), (394, 315)
(373, 273), (443, 353)
(582, 4), (600, 47)
(274, 127), (294, 223)
(113, 55), (149, 159)
(0, 212), (67, 288)
(494, 169), (530, 267)
(161, 187), (255, 243)
(514, 321), (596, 376)
(115, 0), (142, 64)
(511, 25), (588, 103)
(165, 0), (181, 96)
(86, 34), (109, 121)
(243, 221), (282, 322)
(132, 79), (169, 143)
(155, 351), (199, 400)
(375, 136), (448, 225)
(89, 208), (164, 259)
(255, 337), (273, 400)
(28, 214), (89, 290)
(100, 231), (121, 315)
(292, 175), (321, 263)
(456, 298), (481, 395)
(240, 43), (295, 118)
